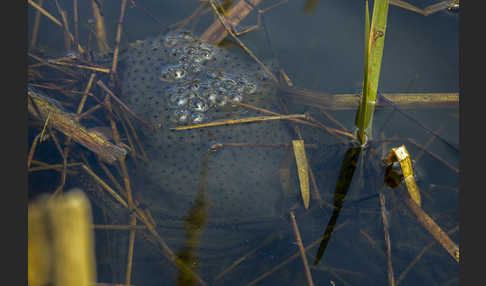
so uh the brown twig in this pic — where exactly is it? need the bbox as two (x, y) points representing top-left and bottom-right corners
(214, 233), (278, 281)
(97, 159), (126, 198)
(28, 52), (78, 78)
(207, 0), (278, 83)
(28, 162), (81, 173)
(77, 73), (97, 114)
(47, 61), (111, 73)
(244, 219), (351, 286)
(172, 114), (307, 130)
(28, 133), (42, 169)
(290, 211), (315, 286)
(112, 0), (128, 74)
(28, 0), (63, 27)
(396, 225), (459, 285)
(201, 0), (262, 44)
(96, 80), (155, 132)
(319, 109), (349, 134)
(30, 0), (44, 50)
(397, 186), (459, 263)
(120, 110), (148, 162)
(73, 0), (79, 52)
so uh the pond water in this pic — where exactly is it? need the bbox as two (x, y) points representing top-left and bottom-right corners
(28, 1), (459, 286)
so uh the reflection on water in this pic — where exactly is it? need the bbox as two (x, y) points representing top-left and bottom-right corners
(28, 1), (458, 286)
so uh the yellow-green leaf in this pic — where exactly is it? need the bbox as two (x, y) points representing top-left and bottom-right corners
(292, 140), (310, 209)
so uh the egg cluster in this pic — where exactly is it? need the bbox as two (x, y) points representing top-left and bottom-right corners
(157, 32), (258, 125)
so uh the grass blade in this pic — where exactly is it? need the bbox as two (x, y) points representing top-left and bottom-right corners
(355, 0), (390, 145)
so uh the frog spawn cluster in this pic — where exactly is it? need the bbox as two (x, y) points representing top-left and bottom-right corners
(157, 31), (258, 125)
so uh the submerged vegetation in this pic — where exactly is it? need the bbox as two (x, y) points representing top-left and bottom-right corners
(28, 1), (458, 286)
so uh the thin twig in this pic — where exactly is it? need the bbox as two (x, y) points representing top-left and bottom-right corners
(30, 0), (44, 50)
(172, 114), (307, 130)
(397, 186), (459, 262)
(112, 0), (128, 74)
(396, 225), (459, 285)
(244, 220), (351, 286)
(97, 80), (155, 132)
(28, 0), (62, 26)
(73, 0), (79, 52)
(77, 73), (97, 114)
(28, 133), (42, 169)
(290, 211), (315, 286)
(207, 0), (278, 82)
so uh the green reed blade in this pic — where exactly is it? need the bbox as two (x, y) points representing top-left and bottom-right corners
(355, 0), (390, 145)
(354, 0), (370, 135)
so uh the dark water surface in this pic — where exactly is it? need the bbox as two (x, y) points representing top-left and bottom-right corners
(28, 1), (459, 285)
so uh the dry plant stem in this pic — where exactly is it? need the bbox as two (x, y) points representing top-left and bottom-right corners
(129, 0), (168, 30)
(210, 142), (317, 151)
(405, 138), (458, 174)
(304, 115), (354, 143)
(125, 215), (136, 285)
(28, 53), (78, 77)
(60, 10), (72, 52)
(28, 133), (42, 169)
(235, 0), (288, 37)
(396, 225), (459, 285)
(52, 0), (85, 53)
(28, 0), (62, 27)
(172, 114), (307, 130)
(390, 0), (424, 15)
(80, 164), (129, 209)
(77, 102), (104, 120)
(414, 125), (444, 163)
(120, 110), (148, 162)
(97, 159), (126, 198)
(30, 0), (44, 50)
(104, 94), (137, 286)
(168, 1), (209, 32)
(327, 268), (351, 286)
(73, 0), (79, 50)
(48, 61), (110, 73)
(93, 224), (147, 230)
(97, 80), (155, 132)
(28, 162), (82, 173)
(379, 193), (396, 286)
(319, 110), (349, 133)
(55, 144), (71, 196)
(77, 73), (97, 114)
(208, 0), (278, 82)
(91, 0), (110, 55)
(118, 113), (140, 163)
(398, 186), (459, 262)
(230, 99), (341, 136)
(360, 229), (386, 258)
(245, 220), (351, 286)
(214, 233), (278, 281)
(112, 0), (128, 75)
(201, 0), (262, 44)
(379, 95), (459, 151)
(290, 212), (315, 286)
